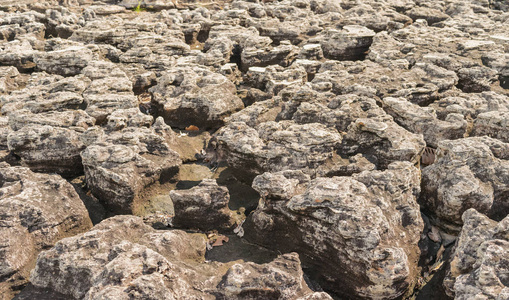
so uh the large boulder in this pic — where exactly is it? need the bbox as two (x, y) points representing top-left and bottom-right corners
(420, 137), (509, 233)
(81, 117), (182, 214)
(169, 179), (239, 231)
(150, 64), (244, 130)
(0, 164), (92, 298)
(443, 209), (509, 299)
(23, 215), (331, 300)
(245, 161), (424, 299)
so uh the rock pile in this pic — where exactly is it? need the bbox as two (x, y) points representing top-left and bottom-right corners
(0, 0), (508, 299)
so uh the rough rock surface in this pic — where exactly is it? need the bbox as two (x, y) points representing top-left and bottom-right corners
(81, 117), (182, 214)
(245, 162), (424, 299)
(0, 164), (92, 298)
(169, 179), (239, 231)
(23, 215), (327, 300)
(443, 209), (509, 299)
(150, 64), (244, 130)
(1, 0), (509, 299)
(420, 137), (509, 232)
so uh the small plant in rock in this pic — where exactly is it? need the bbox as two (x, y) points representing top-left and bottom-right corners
(133, 0), (146, 13)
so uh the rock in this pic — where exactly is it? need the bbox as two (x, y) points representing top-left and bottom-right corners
(443, 209), (509, 299)
(420, 137), (509, 232)
(7, 124), (87, 176)
(320, 26), (376, 61)
(213, 120), (342, 181)
(245, 162), (423, 299)
(382, 97), (467, 148)
(241, 42), (299, 72)
(150, 64), (244, 130)
(0, 66), (21, 95)
(81, 117), (182, 214)
(339, 116), (425, 169)
(24, 215), (326, 300)
(0, 164), (92, 298)
(82, 60), (138, 123)
(34, 45), (94, 76)
(0, 72), (90, 115)
(472, 110), (509, 142)
(170, 179), (239, 231)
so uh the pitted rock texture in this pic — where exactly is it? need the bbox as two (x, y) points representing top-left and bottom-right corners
(81, 117), (181, 214)
(149, 64), (244, 130)
(443, 209), (509, 299)
(170, 179), (239, 231)
(1, 0), (509, 299)
(245, 162), (423, 299)
(420, 137), (509, 233)
(0, 164), (92, 298)
(23, 215), (326, 300)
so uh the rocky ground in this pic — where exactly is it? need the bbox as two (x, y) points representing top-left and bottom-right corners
(0, 0), (508, 299)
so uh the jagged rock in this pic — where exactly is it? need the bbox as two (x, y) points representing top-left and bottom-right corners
(213, 120), (342, 181)
(81, 117), (181, 214)
(245, 65), (307, 97)
(472, 110), (509, 142)
(0, 39), (39, 71)
(34, 45), (94, 76)
(0, 72), (90, 115)
(310, 61), (458, 106)
(246, 162), (423, 299)
(170, 179), (238, 231)
(82, 60), (138, 123)
(0, 66), (21, 94)
(0, 164), (92, 299)
(320, 26), (376, 61)
(339, 116), (425, 169)
(23, 215), (327, 300)
(382, 97), (467, 147)
(443, 209), (509, 299)
(150, 64), (244, 130)
(7, 125), (87, 176)
(420, 137), (509, 232)
(241, 42), (299, 72)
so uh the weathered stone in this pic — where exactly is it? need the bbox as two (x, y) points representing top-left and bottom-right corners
(246, 162), (423, 299)
(0, 164), (92, 298)
(382, 97), (467, 147)
(24, 215), (326, 300)
(82, 60), (138, 123)
(34, 45), (94, 76)
(81, 117), (181, 214)
(443, 209), (509, 299)
(420, 137), (509, 232)
(170, 179), (239, 231)
(150, 64), (244, 130)
(213, 120), (342, 181)
(320, 26), (376, 61)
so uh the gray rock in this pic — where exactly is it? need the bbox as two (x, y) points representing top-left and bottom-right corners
(150, 64), (244, 130)
(0, 164), (92, 298)
(82, 60), (138, 123)
(81, 117), (181, 214)
(0, 72), (90, 115)
(170, 179), (238, 231)
(213, 120), (342, 181)
(246, 162), (423, 299)
(320, 26), (376, 61)
(443, 209), (509, 299)
(339, 116), (425, 169)
(472, 110), (509, 143)
(382, 97), (467, 148)
(420, 137), (509, 232)
(34, 45), (94, 76)
(25, 215), (327, 300)
(7, 125), (87, 176)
